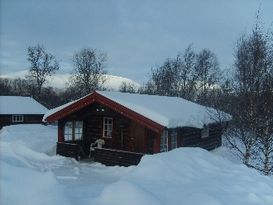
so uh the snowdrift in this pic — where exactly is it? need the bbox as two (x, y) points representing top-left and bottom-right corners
(94, 148), (273, 205)
(0, 124), (57, 154)
(0, 141), (72, 205)
(1, 124), (273, 205)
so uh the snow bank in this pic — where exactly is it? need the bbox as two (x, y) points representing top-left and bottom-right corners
(0, 124), (57, 154)
(1, 124), (272, 205)
(0, 141), (71, 205)
(0, 124), (132, 205)
(94, 148), (273, 205)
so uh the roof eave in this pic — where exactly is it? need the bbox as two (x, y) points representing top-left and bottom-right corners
(45, 91), (164, 134)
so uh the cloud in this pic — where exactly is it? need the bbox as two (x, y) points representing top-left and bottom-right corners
(1, 0), (272, 84)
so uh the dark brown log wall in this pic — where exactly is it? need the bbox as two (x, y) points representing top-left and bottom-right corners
(94, 148), (144, 167)
(176, 123), (223, 151)
(59, 102), (152, 155)
(0, 114), (44, 128)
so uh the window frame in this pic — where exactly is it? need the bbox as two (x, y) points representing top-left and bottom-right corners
(74, 121), (83, 140)
(64, 121), (83, 141)
(160, 130), (168, 152)
(170, 130), (177, 149)
(12, 115), (24, 123)
(103, 117), (113, 138)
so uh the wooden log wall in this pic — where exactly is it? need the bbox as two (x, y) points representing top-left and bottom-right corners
(56, 140), (89, 160)
(177, 123), (223, 151)
(56, 142), (81, 160)
(94, 148), (144, 167)
(59, 102), (151, 153)
(0, 114), (44, 128)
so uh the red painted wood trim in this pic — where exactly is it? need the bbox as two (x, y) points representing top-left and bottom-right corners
(45, 92), (165, 134)
(58, 122), (64, 142)
(153, 135), (161, 153)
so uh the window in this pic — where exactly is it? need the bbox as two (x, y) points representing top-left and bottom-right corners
(12, 115), (24, 122)
(170, 130), (177, 149)
(103, 117), (113, 138)
(64, 121), (83, 141)
(201, 124), (209, 138)
(160, 130), (168, 152)
(74, 121), (83, 140)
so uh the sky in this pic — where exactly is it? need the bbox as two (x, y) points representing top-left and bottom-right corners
(0, 0), (273, 84)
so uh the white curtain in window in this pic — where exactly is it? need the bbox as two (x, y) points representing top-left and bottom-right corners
(160, 130), (168, 152)
(74, 121), (83, 140)
(64, 122), (73, 141)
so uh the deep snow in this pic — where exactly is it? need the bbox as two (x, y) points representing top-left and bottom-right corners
(0, 96), (48, 114)
(1, 124), (273, 205)
(44, 91), (232, 128)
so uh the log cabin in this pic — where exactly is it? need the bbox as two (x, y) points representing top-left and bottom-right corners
(0, 96), (48, 129)
(43, 91), (231, 166)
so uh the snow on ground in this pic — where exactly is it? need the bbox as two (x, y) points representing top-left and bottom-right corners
(1, 124), (273, 205)
(0, 124), (132, 205)
(93, 148), (273, 205)
(0, 124), (57, 154)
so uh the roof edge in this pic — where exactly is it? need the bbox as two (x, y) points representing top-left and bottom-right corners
(44, 91), (164, 134)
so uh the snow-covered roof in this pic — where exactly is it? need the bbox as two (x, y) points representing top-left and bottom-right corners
(98, 91), (231, 128)
(0, 96), (48, 115)
(44, 91), (231, 129)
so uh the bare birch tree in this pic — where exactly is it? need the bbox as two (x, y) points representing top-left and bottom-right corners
(27, 44), (59, 98)
(70, 48), (107, 98)
(225, 19), (273, 174)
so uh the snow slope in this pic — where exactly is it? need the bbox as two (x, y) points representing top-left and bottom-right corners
(1, 124), (273, 205)
(0, 124), (57, 154)
(94, 148), (273, 205)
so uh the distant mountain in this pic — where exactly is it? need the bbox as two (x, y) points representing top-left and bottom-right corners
(0, 70), (140, 91)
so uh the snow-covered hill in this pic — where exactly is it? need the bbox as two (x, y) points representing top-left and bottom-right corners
(0, 124), (273, 205)
(0, 70), (140, 90)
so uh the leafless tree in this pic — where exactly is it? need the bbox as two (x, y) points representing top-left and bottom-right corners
(143, 45), (220, 102)
(177, 45), (199, 100)
(26, 44), (59, 98)
(70, 48), (107, 97)
(225, 19), (273, 174)
(119, 81), (137, 93)
(195, 49), (221, 104)
(0, 78), (12, 95)
(12, 78), (30, 96)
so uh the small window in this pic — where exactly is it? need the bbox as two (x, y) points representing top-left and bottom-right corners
(103, 117), (113, 138)
(160, 130), (168, 152)
(170, 130), (177, 149)
(64, 122), (73, 141)
(12, 115), (24, 123)
(201, 124), (209, 138)
(64, 121), (83, 141)
(74, 121), (83, 140)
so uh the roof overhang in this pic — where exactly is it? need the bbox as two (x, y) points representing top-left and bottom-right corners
(45, 91), (164, 134)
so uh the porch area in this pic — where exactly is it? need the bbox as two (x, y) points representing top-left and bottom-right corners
(56, 141), (144, 166)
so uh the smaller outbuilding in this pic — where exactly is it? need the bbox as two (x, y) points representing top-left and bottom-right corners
(0, 96), (48, 128)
